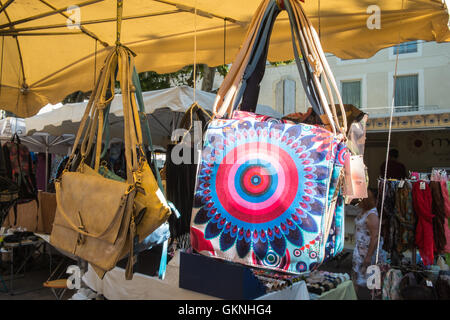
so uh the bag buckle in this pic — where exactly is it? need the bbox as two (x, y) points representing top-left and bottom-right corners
(77, 233), (86, 245)
(76, 211), (87, 245)
(125, 184), (136, 195)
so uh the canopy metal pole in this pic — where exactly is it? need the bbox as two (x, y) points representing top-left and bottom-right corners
(0, 0), (105, 30)
(0, 10), (182, 34)
(0, 0), (14, 15)
(45, 135), (49, 192)
(152, 0), (246, 27)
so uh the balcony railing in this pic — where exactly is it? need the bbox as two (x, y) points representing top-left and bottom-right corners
(360, 105), (449, 117)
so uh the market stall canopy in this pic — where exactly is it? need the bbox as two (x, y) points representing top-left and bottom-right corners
(0, 0), (449, 117)
(25, 85), (280, 148)
(21, 132), (74, 154)
(0, 117), (72, 155)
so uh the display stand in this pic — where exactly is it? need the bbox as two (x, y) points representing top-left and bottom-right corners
(179, 251), (267, 300)
(0, 238), (45, 295)
(310, 280), (357, 300)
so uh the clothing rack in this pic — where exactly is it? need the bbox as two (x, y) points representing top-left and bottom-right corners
(389, 265), (432, 274)
(378, 169), (449, 270)
(377, 177), (419, 268)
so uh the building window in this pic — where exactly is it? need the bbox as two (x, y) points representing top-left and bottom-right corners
(394, 74), (419, 112)
(393, 41), (418, 55)
(341, 80), (361, 108)
(275, 79), (296, 115)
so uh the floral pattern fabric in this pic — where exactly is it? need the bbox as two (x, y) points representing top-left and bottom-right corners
(352, 207), (386, 286)
(382, 268), (403, 300)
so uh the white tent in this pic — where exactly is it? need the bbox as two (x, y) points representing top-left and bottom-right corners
(25, 86), (281, 149)
(0, 117), (26, 138)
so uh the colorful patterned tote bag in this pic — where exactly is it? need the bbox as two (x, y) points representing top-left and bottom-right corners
(190, 0), (349, 274)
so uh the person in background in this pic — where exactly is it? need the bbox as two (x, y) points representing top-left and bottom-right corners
(380, 149), (407, 180)
(352, 188), (386, 300)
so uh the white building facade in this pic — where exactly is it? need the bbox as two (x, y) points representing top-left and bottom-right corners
(212, 40), (450, 188)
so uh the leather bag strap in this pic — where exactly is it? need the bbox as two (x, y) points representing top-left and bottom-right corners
(213, 0), (347, 136)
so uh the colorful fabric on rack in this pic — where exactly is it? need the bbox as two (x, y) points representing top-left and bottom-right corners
(378, 180), (399, 257)
(394, 181), (416, 254)
(440, 180), (450, 253)
(430, 181), (447, 254)
(413, 181), (435, 266)
(191, 116), (345, 274)
(382, 268), (403, 300)
(50, 154), (64, 181)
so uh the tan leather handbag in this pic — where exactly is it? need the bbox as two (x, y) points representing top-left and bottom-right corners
(50, 46), (171, 280)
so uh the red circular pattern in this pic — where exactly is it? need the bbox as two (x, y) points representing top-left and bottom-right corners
(215, 142), (299, 224)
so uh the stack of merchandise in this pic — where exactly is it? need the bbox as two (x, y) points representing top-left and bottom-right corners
(380, 265), (450, 300)
(303, 270), (350, 298)
(251, 268), (305, 293)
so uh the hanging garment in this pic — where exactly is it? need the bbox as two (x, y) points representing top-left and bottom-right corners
(35, 153), (48, 191)
(413, 181), (435, 266)
(2, 134), (38, 225)
(352, 207), (386, 287)
(166, 143), (198, 248)
(378, 180), (399, 258)
(448, 181), (450, 263)
(440, 180), (450, 253)
(166, 103), (211, 249)
(394, 181), (416, 254)
(382, 268), (403, 300)
(49, 154), (64, 183)
(3, 134), (38, 204)
(430, 181), (447, 254)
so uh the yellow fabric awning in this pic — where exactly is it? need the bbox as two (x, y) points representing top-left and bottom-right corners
(0, 0), (449, 117)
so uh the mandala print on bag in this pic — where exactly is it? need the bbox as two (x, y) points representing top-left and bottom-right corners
(191, 118), (344, 274)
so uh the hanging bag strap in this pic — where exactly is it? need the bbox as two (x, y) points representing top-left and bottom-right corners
(62, 48), (117, 173)
(213, 0), (347, 136)
(130, 58), (179, 281)
(213, 0), (271, 118)
(131, 66), (165, 192)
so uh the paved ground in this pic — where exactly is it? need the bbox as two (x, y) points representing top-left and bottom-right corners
(0, 268), (76, 300)
(0, 248), (354, 300)
(0, 249), (77, 300)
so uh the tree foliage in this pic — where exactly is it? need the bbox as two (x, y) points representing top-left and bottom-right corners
(61, 63), (229, 104)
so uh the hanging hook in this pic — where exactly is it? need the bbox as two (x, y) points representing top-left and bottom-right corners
(116, 0), (124, 47)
